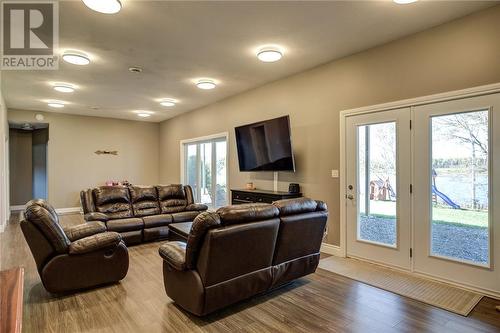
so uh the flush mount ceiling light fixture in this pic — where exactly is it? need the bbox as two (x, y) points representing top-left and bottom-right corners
(393, 0), (418, 4)
(53, 83), (76, 93)
(62, 50), (90, 65)
(196, 79), (217, 90)
(256, 46), (284, 63)
(159, 98), (177, 107)
(47, 100), (65, 108)
(133, 110), (154, 118)
(82, 0), (122, 14)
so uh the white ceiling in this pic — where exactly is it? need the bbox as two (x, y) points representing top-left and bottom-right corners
(3, 0), (496, 122)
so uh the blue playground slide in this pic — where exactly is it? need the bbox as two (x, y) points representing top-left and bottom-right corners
(432, 185), (461, 209)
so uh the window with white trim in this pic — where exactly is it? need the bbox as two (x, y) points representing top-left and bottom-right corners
(182, 134), (228, 209)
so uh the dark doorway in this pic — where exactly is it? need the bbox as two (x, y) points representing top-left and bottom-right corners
(9, 122), (48, 206)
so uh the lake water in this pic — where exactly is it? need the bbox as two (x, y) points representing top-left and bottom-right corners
(435, 173), (488, 207)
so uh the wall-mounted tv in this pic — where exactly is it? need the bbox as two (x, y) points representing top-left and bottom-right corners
(235, 115), (295, 172)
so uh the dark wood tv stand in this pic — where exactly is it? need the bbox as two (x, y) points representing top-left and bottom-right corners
(230, 189), (302, 205)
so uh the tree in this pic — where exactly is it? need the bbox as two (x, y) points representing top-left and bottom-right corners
(433, 111), (488, 209)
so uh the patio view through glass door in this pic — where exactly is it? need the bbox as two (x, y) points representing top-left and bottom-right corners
(413, 94), (500, 293)
(345, 108), (412, 270)
(183, 135), (228, 209)
(345, 93), (500, 293)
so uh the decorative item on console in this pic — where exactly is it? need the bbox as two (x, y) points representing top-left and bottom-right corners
(245, 182), (256, 190)
(289, 183), (300, 194)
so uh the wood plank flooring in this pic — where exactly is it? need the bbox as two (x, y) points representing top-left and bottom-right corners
(2, 213), (500, 332)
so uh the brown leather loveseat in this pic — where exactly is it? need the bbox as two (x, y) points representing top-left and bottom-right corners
(80, 184), (208, 244)
(21, 199), (129, 293)
(158, 197), (328, 316)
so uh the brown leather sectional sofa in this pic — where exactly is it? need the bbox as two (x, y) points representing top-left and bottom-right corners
(21, 199), (129, 293)
(158, 197), (328, 316)
(80, 184), (208, 244)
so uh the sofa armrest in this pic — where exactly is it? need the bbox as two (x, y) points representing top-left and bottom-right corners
(69, 232), (122, 255)
(186, 203), (208, 212)
(159, 241), (187, 271)
(63, 221), (106, 241)
(84, 212), (109, 222)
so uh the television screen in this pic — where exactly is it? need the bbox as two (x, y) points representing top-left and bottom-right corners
(235, 115), (295, 172)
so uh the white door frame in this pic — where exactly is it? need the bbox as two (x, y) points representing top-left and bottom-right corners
(338, 82), (500, 298)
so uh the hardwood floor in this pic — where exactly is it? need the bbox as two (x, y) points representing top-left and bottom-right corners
(2, 213), (500, 332)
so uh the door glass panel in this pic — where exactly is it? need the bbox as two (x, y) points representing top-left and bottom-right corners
(215, 141), (227, 207)
(200, 143), (213, 206)
(186, 144), (198, 200)
(431, 110), (489, 265)
(357, 122), (397, 247)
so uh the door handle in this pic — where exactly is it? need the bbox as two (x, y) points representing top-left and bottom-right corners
(347, 194), (354, 200)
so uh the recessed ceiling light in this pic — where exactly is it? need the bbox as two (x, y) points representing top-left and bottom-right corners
(196, 79), (216, 90)
(257, 47), (283, 62)
(393, 0), (418, 4)
(47, 101), (65, 108)
(53, 83), (76, 93)
(82, 0), (122, 14)
(159, 98), (177, 107)
(62, 50), (90, 65)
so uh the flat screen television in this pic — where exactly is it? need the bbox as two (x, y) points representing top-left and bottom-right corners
(235, 115), (295, 172)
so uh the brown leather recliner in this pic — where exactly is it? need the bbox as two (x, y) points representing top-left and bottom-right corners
(158, 197), (328, 316)
(80, 184), (208, 245)
(21, 199), (129, 293)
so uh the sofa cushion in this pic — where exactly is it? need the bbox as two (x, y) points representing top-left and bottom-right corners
(157, 184), (188, 214)
(129, 186), (160, 217)
(68, 232), (122, 255)
(142, 214), (173, 228)
(93, 186), (133, 219)
(272, 197), (320, 216)
(106, 218), (144, 232)
(216, 203), (279, 226)
(172, 211), (200, 223)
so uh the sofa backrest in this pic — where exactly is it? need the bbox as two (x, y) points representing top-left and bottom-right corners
(194, 204), (280, 287)
(80, 188), (95, 214)
(271, 198), (328, 265)
(82, 184), (198, 218)
(129, 186), (160, 217)
(22, 199), (70, 257)
(156, 184), (188, 214)
(92, 186), (133, 219)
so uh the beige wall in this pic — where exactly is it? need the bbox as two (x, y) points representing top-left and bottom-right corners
(8, 110), (160, 208)
(159, 6), (500, 246)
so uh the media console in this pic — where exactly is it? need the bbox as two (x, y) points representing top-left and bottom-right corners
(230, 188), (302, 205)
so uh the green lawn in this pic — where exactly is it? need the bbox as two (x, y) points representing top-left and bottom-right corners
(364, 200), (488, 228)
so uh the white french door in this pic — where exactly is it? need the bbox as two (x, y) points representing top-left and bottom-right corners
(345, 108), (412, 270)
(413, 94), (500, 293)
(344, 92), (500, 294)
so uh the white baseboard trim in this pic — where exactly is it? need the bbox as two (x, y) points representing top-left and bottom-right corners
(55, 207), (81, 215)
(321, 243), (345, 257)
(10, 205), (25, 212)
(10, 205), (81, 215)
